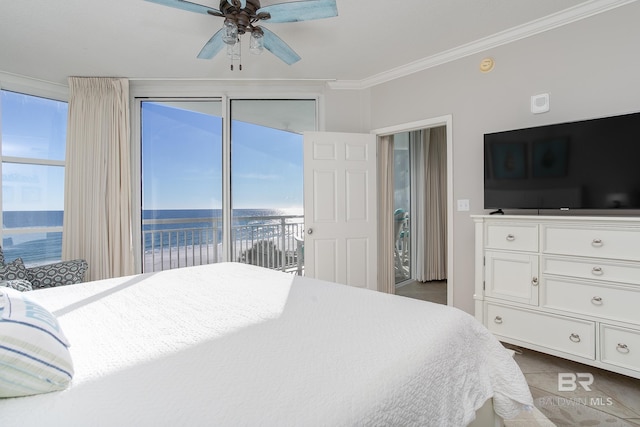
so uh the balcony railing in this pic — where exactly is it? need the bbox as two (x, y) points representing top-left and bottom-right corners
(142, 214), (305, 274)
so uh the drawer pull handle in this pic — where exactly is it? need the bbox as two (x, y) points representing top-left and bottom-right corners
(591, 238), (603, 247)
(506, 234), (515, 241)
(494, 316), (503, 324)
(616, 343), (630, 354)
(591, 296), (603, 305)
(591, 266), (603, 276)
(569, 333), (581, 343)
(531, 277), (538, 286)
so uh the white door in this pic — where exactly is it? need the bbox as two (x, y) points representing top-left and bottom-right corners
(303, 132), (377, 291)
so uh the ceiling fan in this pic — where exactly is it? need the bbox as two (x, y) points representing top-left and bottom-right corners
(145, 0), (338, 69)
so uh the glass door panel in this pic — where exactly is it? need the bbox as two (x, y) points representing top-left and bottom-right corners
(229, 99), (314, 273)
(394, 132), (411, 284)
(141, 100), (222, 272)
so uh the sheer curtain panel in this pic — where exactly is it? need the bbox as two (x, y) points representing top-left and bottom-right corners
(63, 77), (134, 281)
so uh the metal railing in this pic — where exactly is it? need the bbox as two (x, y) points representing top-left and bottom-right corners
(142, 214), (304, 274)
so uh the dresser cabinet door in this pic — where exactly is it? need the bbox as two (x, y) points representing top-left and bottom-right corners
(485, 251), (539, 305)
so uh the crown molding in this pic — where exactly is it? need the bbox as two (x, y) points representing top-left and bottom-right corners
(0, 71), (69, 99)
(328, 0), (638, 91)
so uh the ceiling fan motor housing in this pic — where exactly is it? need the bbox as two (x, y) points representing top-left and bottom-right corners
(220, 0), (266, 34)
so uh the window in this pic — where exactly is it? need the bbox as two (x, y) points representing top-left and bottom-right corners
(0, 90), (68, 265)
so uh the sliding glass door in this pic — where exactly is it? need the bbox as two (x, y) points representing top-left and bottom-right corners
(140, 98), (315, 274)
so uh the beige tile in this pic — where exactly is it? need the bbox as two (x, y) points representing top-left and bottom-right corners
(530, 385), (638, 427)
(504, 404), (556, 427)
(521, 366), (640, 419)
(510, 348), (590, 375)
(395, 280), (447, 305)
(509, 347), (640, 424)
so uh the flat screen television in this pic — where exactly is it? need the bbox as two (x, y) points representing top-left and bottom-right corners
(484, 111), (640, 211)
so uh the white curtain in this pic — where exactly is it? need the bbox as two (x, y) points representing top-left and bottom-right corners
(414, 127), (447, 281)
(62, 77), (135, 281)
(377, 135), (395, 294)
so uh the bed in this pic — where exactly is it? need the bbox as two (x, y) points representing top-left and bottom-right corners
(0, 262), (532, 426)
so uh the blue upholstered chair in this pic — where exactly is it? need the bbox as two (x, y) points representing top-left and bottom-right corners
(0, 247), (88, 291)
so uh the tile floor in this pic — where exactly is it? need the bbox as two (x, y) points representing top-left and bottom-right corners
(394, 280), (447, 305)
(395, 281), (640, 426)
(505, 347), (640, 426)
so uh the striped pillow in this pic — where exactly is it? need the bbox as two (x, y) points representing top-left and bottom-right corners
(0, 279), (33, 292)
(0, 287), (74, 398)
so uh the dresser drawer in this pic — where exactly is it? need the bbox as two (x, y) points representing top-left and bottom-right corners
(486, 303), (595, 359)
(600, 324), (640, 372)
(543, 225), (640, 261)
(486, 223), (538, 252)
(542, 256), (640, 286)
(541, 277), (640, 325)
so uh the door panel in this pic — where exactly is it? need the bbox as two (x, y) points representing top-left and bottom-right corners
(304, 132), (377, 290)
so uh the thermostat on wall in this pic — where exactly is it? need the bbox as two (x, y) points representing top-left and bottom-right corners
(531, 93), (550, 114)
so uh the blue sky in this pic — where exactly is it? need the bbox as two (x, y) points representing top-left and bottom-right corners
(142, 101), (303, 211)
(1, 90), (67, 211)
(1, 93), (304, 213)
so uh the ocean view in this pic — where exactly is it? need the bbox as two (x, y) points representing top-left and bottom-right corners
(2, 209), (304, 268)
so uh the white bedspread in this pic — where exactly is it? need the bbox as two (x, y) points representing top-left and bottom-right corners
(0, 262), (532, 426)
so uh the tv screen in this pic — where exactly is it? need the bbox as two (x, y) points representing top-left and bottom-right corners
(484, 112), (640, 210)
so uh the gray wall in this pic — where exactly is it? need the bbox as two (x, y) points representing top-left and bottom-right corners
(324, 2), (640, 314)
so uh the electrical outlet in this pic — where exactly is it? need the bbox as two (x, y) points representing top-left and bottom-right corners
(457, 199), (470, 211)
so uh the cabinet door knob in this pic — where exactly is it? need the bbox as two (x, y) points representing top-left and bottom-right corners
(506, 234), (515, 241)
(591, 266), (603, 276)
(531, 276), (538, 286)
(591, 296), (603, 305)
(494, 316), (503, 324)
(569, 333), (581, 343)
(591, 238), (603, 247)
(616, 343), (630, 354)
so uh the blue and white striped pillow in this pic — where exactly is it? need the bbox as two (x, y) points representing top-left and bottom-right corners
(0, 287), (74, 398)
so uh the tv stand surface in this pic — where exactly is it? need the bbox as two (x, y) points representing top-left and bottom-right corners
(473, 214), (640, 380)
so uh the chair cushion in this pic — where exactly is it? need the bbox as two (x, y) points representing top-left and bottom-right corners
(0, 257), (29, 282)
(0, 287), (74, 397)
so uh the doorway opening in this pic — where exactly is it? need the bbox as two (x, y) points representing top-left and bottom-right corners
(374, 116), (453, 306)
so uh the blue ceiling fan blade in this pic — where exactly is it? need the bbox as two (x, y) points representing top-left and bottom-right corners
(226, 0), (247, 8)
(144, 0), (221, 16)
(261, 27), (301, 65)
(258, 0), (338, 23)
(197, 29), (225, 59)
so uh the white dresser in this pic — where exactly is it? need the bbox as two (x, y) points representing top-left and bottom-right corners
(473, 215), (640, 379)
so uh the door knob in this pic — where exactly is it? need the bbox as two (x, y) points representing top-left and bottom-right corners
(307, 228), (313, 235)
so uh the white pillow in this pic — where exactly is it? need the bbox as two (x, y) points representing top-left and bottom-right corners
(0, 287), (74, 398)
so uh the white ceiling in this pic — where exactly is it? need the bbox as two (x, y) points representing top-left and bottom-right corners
(0, 0), (634, 88)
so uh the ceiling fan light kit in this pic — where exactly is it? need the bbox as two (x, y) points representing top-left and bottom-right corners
(145, 0), (338, 70)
